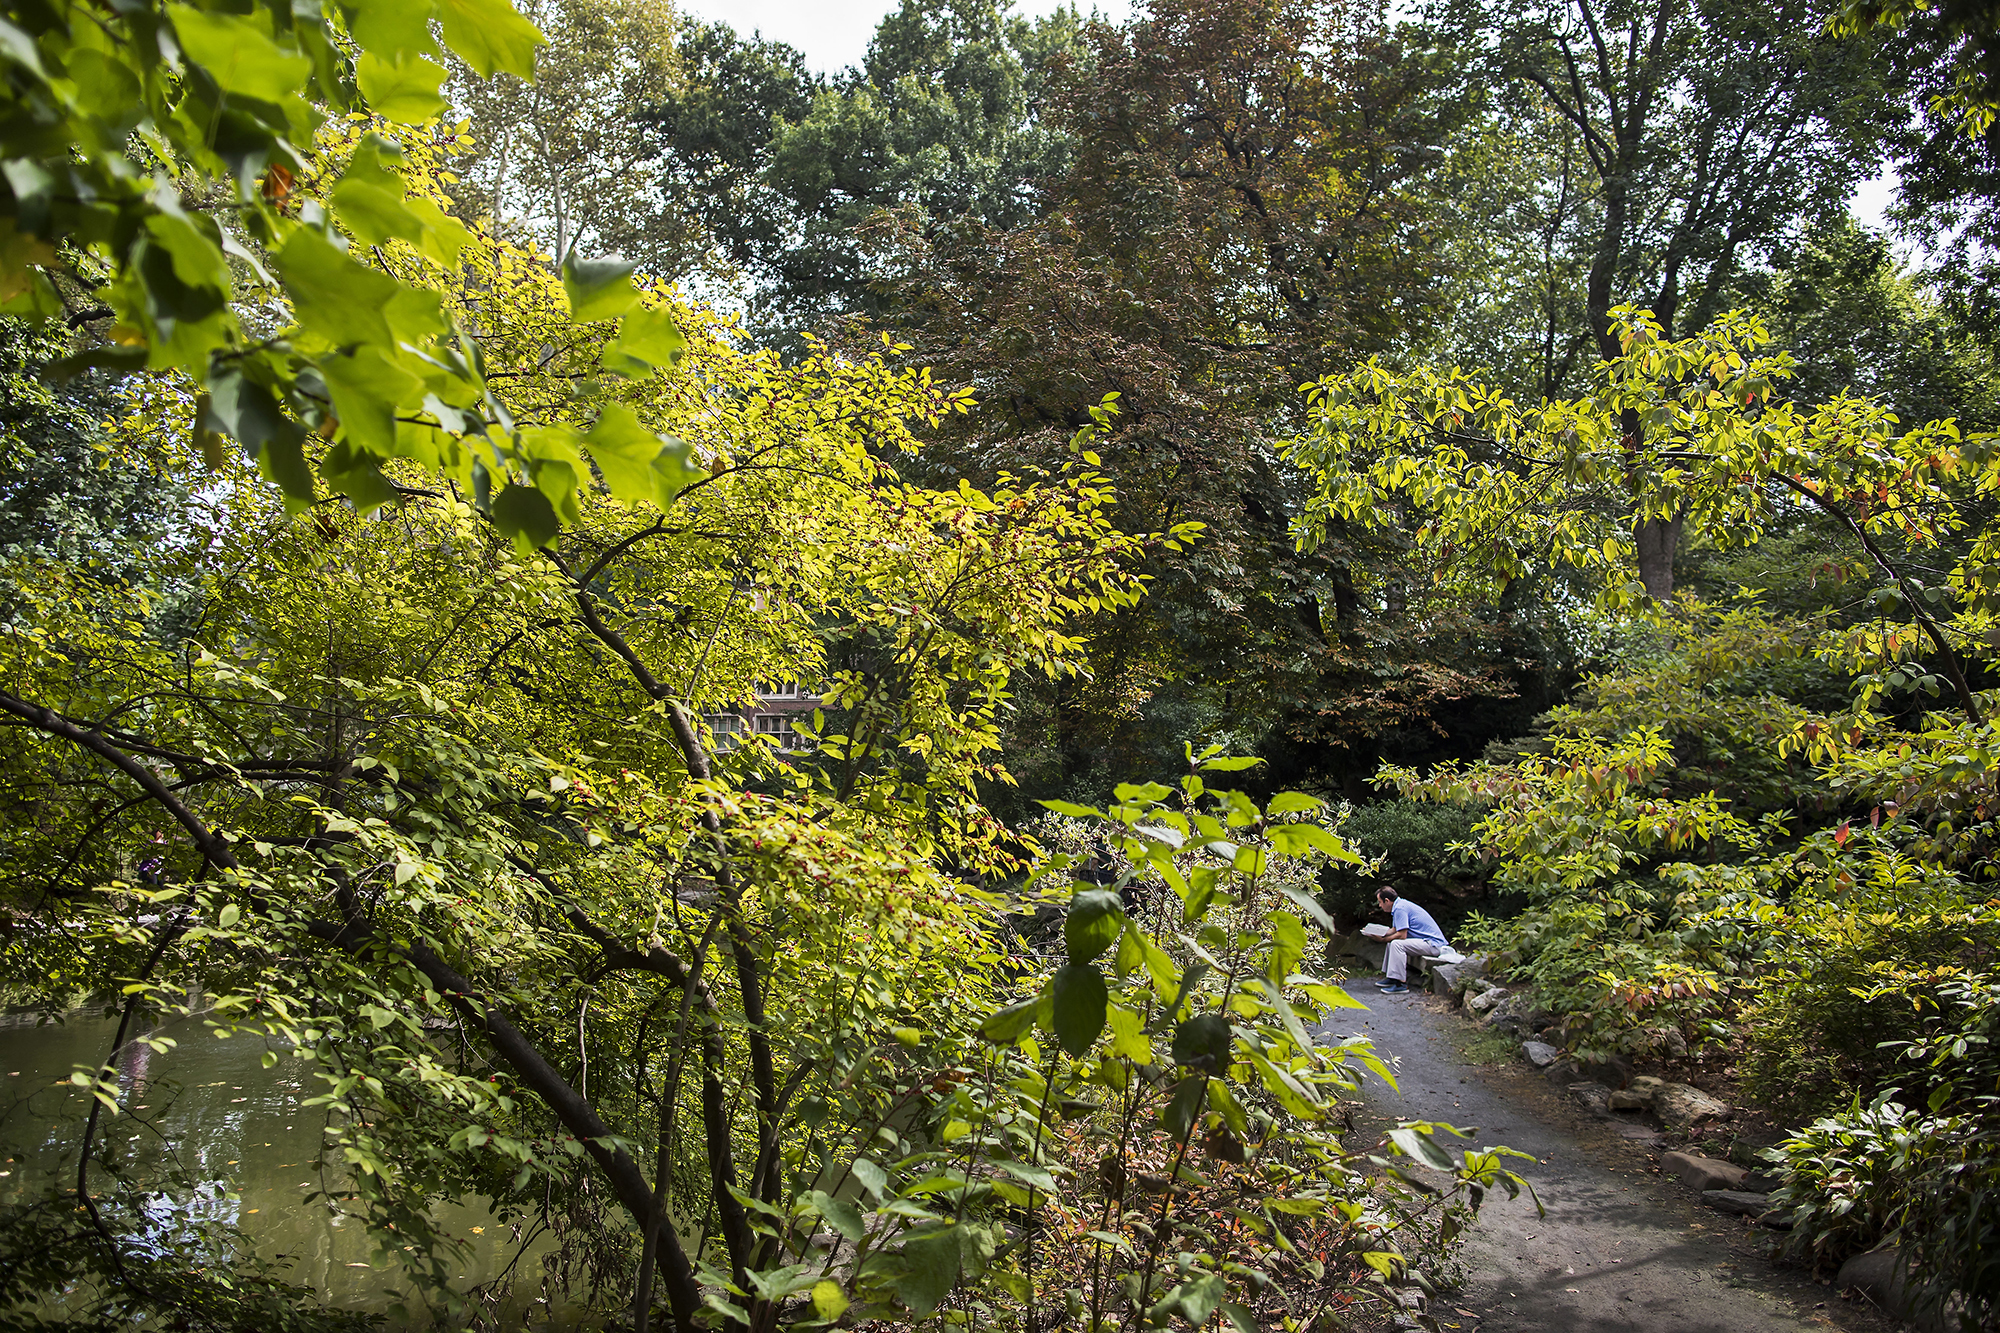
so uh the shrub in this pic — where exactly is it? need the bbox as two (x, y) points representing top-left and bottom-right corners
(1743, 901), (2000, 1122)
(1770, 977), (2000, 1329)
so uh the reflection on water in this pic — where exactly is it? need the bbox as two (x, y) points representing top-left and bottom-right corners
(0, 1008), (567, 1325)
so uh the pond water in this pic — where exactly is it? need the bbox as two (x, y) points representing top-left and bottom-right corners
(0, 1007), (573, 1326)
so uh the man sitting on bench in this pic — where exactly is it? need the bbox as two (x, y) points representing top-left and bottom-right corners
(1374, 887), (1448, 995)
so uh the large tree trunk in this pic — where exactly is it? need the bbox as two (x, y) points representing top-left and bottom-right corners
(1634, 512), (1682, 600)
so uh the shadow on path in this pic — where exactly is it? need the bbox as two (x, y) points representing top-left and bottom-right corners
(1312, 979), (1899, 1333)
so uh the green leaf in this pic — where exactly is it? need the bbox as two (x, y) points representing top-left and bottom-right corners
(1266, 792), (1323, 815)
(1278, 884), (1340, 937)
(167, 6), (311, 103)
(404, 196), (471, 263)
(1388, 1125), (1457, 1171)
(321, 346), (422, 457)
(1165, 960), (1209, 1022)
(744, 1264), (819, 1301)
(1037, 799), (1102, 818)
(562, 254), (638, 322)
(1207, 1077), (1249, 1139)
(216, 903), (241, 928)
(603, 305), (686, 379)
(978, 997), (1039, 1045)
(274, 228), (401, 348)
(894, 1226), (963, 1316)
(1301, 980), (1368, 1012)
(1163, 1074), (1206, 1139)
(1267, 910), (1307, 982)
(848, 1157), (887, 1201)
(1063, 888), (1125, 963)
(1050, 962), (1108, 1057)
(355, 50), (449, 122)
(993, 1158), (1057, 1192)
(1199, 756), (1263, 772)
(1106, 1003), (1153, 1063)
(331, 176), (425, 247)
(203, 368), (312, 502)
(435, 0), (544, 80)
(1112, 921), (1145, 977)
(1181, 864), (1219, 924)
(810, 1280), (848, 1321)
(1251, 977), (1313, 1057)
(1171, 1013), (1231, 1074)
(319, 442), (401, 514)
(807, 1191), (863, 1243)
(490, 482), (559, 553)
(1221, 1302), (1260, 1333)
(1246, 1049), (1321, 1117)
(584, 403), (701, 507)
(1267, 823), (1360, 863)
(343, 0), (439, 59)
(1176, 1272), (1227, 1326)
(144, 211), (229, 294)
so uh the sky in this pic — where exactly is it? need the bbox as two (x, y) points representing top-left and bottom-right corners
(676, 0), (1132, 74)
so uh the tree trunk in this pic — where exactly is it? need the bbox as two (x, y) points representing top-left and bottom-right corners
(1634, 512), (1682, 600)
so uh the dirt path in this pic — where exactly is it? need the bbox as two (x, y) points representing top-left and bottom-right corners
(1312, 981), (1900, 1333)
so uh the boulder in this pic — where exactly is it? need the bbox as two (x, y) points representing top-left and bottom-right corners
(1701, 1189), (1771, 1216)
(1568, 1081), (1613, 1115)
(1655, 1082), (1731, 1131)
(1575, 1053), (1634, 1086)
(1346, 938), (1388, 974)
(1740, 1170), (1783, 1194)
(1835, 1248), (1927, 1324)
(1482, 992), (1551, 1036)
(1662, 1151), (1746, 1192)
(1466, 986), (1509, 1014)
(1428, 963), (1462, 997)
(1609, 1075), (1666, 1111)
(1521, 1040), (1562, 1068)
(1456, 954), (1492, 983)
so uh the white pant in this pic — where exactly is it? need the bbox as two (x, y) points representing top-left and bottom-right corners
(1386, 938), (1443, 982)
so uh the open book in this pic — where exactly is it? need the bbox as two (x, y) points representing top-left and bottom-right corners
(1359, 923), (1393, 939)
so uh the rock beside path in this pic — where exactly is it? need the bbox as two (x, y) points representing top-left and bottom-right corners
(1521, 1040), (1561, 1068)
(1481, 991), (1551, 1036)
(1835, 1248), (1936, 1325)
(1609, 1074), (1665, 1110)
(1655, 1081), (1731, 1130)
(1466, 985), (1508, 1014)
(1568, 1081), (1613, 1115)
(1701, 1189), (1774, 1217)
(1662, 1151), (1745, 1192)
(1542, 1053), (1633, 1088)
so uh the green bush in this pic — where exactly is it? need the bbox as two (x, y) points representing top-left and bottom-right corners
(1770, 977), (2000, 1329)
(1319, 798), (1485, 926)
(1742, 903), (2000, 1123)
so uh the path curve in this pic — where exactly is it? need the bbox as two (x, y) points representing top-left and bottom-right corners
(1312, 980), (1899, 1333)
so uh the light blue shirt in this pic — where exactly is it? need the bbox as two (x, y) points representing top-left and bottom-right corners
(1392, 899), (1447, 947)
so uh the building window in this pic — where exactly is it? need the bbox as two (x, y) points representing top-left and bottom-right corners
(754, 713), (809, 751)
(704, 714), (744, 751)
